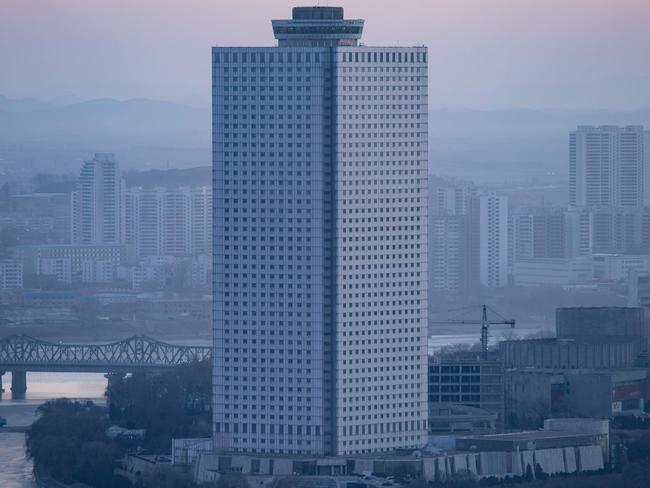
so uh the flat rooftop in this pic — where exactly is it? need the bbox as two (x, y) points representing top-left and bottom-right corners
(462, 430), (597, 442)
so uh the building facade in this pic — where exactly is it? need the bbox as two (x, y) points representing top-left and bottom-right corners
(125, 186), (212, 259)
(71, 153), (125, 245)
(429, 215), (467, 294)
(476, 193), (508, 287)
(15, 244), (124, 283)
(213, 6), (428, 456)
(569, 125), (645, 209)
(511, 207), (568, 261)
(428, 352), (504, 432)
(6, 192), (72, 244)
(502, 307), (648, 428)
(0, 260), (23, 289)
(428, 178), (474, 295)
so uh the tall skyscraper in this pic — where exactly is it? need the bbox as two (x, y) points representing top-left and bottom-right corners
(428, 178), (474, 295)
(71, 153), (125, 245)
(125, 187), (164, 258)
(567, 126), (646, 259)
(429, 215), (466, 294)
(475, 193), (508, 288)
(212, 7), (428, 456)
(643, 130), (650, 207)
(569, 125), (645, 209)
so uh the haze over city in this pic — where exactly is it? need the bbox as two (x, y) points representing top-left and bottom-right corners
(2, 2), (650, 488)
(3, 0), (650, 109)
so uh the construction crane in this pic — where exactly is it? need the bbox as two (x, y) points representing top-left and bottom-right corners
(430, 304), (515, 358)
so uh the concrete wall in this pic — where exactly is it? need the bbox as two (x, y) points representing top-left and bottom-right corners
(505, 371), (560, 428)
(193, 443), (607, 485)
(565, 372), (612, 418)
(507, 368), (647, 428)
(172, 438), (212, 466)
(501, 339), (637, 369)
(578, 445), (605, 471)
(556, 307), (646, 342)
(544, 418), (609, 434)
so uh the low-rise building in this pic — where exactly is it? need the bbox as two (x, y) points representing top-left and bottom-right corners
(428, 403), (497, 435)
(501, 307), (648, 370)
(37, 257), (72, 283)
(0, 260), (23, 289)
(556, 306), (647, 342)
(505, 368), (646, 428)
(188, 419), (609, 485)
(501, 338), (638, 370)
(513, 254), (650, 287)
(428, 352), (504, 431)
(81, 259), (116, 284)
(3, 192), (72, 243)
(455, 418), (609, 477)
(501, 307), (649, 428)
(512, 257), (594, 287)
(593, 254), (650, 282)
(15, 244), (124, 282)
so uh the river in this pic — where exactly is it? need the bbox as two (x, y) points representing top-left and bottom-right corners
(0, 372), (107, 488)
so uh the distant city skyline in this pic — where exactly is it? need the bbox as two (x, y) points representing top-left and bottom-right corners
(2, 0), (650, 110)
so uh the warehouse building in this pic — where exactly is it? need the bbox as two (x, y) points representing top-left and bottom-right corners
(501, 307), (649, 428)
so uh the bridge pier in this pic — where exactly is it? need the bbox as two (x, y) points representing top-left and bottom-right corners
(11, 370), (27, 395)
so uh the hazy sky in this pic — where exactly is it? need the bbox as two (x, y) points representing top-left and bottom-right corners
(2, 0), (650, 109)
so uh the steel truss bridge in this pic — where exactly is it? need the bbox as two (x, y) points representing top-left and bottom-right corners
(0, 335), (212, 394)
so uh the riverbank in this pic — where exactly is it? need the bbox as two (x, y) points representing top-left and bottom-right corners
(34, 465), (92, 488)
(0, 374), (106, 488)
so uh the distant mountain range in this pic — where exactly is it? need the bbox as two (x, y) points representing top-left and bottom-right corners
(0, 95), (648, 181)
(0, 95), (86, 112)
(0, 96), (210, 144)
(0, 96), (211, 173)
(429, 106), (650, 137)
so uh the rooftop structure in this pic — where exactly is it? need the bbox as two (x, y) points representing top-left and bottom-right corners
(428, 403), (497, 435)
(272, 7), (364, 47)
(456, 427), (607, 453)
(556, 306), (647, 342)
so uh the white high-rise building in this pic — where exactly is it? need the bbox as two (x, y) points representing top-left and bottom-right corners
(477, 193), (508, 288)
(643, 130), (650, 207)
(71, 153), (125, 245)
(432, 182), (474, 216)
(125, 187), (165, 258)
(213, 7), (428, 456)
(428, 178), (474, 295)
(190, 186), (212, 256)
(125, 186), (212, 258)
(429, 216), (466, 294)
(569, 125), (645, 209)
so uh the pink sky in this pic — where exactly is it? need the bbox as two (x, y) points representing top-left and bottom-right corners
(2, 0), (649, 109)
